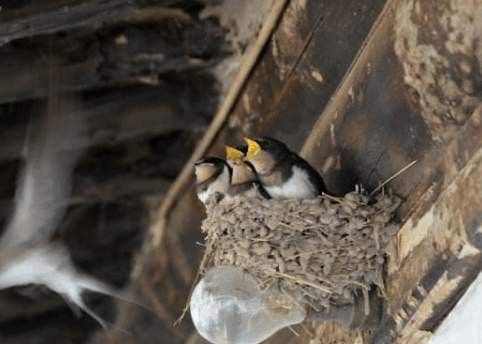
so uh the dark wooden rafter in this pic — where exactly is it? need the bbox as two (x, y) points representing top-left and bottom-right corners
(0, 0), (193, 46)
(222, 0), (387, 152)
(0, 82), (211, 208)
(0, 0), (226, 104)
(297, 0), (482, 342)
(0, 0), (130, 46)
(0, 83), (211, 161)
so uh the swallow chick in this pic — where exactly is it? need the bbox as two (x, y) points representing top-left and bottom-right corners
(244, 137), (327, 199)
(194, 157), (231, 204)
(225, 145), (270, 199)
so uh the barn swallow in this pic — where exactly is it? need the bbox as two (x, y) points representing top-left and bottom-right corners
(194, 157), (231, 204)
(225, 146), (270, 199)
(0, 102), (134, 329)
(244, 137), (327, 199)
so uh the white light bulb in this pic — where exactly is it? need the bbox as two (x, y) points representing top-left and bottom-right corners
(190, 266), (306, 344)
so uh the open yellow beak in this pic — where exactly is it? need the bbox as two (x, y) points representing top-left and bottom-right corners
(225, 145), (244, 160)
(244, 137), (261, 158)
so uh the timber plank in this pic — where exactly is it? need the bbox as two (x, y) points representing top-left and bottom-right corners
(299, 0), (482, 342)
(0, 3), (225, 104)
(0, 85), (210, 161)
(0, 0), (134, 46)
(225, 0), (387, 152)
(301, 0), (433, 196)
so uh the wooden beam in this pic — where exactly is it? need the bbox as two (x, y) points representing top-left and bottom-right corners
(301, 0), (481, 198)
(0, 0), (134, 46)
(0, 44), (219, 106)
(0, 86), (209, 161)
(298, 0), (482, 342)
(378, 133), (482, 344)
(0, 6), (225, 104)
(222, 0), (387, 152)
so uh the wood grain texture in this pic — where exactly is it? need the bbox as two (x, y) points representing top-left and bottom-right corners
(300, 0), (482, 342)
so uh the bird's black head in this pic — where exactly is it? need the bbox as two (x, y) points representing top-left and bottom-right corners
(254, 137), (290, 160)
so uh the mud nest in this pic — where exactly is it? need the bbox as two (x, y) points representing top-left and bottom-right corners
(200, 190), (401, 313)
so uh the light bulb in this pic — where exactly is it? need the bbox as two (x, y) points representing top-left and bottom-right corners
(190, 266), (306, 344)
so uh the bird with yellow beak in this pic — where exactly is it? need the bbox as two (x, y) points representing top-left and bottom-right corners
(244, 137), (327, 199)
(194, 157), (231, 204)
(225, 145), (270, 199)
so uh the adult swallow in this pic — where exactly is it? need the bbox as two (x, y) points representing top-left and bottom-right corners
(0, 102), (132, 329)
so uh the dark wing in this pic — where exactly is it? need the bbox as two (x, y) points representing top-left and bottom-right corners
(292, 153), (327, 195)
(254, 181), (271, 199)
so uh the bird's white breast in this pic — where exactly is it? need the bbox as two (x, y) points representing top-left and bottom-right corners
(266, 166), (316, 199)
(197, 166), (231, 203)
(197, 189), (210, 203)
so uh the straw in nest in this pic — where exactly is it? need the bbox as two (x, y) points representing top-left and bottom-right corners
(200, 190), (400, 314)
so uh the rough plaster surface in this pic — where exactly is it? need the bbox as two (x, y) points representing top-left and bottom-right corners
(201, 0), (275, 93)
(394, 0), (482, 142)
